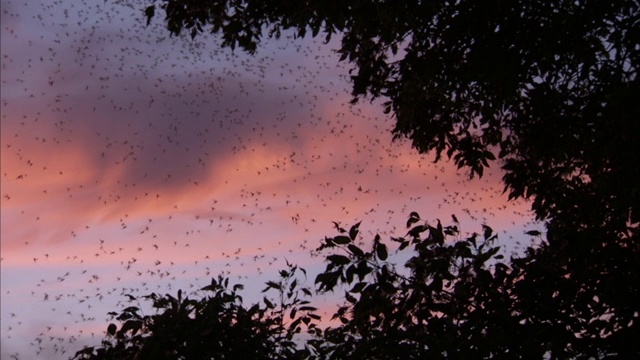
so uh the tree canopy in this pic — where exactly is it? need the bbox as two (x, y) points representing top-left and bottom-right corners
(74, 215), (639, 359)
(72, 264), (322, 359)
(311, 216), (638, 358)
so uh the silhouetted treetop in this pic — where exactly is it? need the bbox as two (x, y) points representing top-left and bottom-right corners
(72, 215), (640, 359)
(145, 0), (639, 234)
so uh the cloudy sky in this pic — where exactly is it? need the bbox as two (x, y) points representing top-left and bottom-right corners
(1, 0), (537, 358)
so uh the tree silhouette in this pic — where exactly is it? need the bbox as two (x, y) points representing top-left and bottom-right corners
(72, 264), (321, 360)
(314, 215), (639, 359)
(74, 214), (639, 358)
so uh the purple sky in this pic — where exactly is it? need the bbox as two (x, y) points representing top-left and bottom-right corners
(1, 0), (538, 358)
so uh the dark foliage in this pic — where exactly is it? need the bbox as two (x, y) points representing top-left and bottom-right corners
(72, 264), (321, 360)
(314, 216), (639, 359)
(74, 215), (639, 359)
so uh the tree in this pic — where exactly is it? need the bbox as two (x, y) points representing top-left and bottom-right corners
(72, 264), (322, 360)
(73, 214), (639, 359)
(313, 215), (639, 359)
(143, 0), (639, 237)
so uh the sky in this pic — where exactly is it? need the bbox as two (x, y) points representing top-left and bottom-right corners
(1, 0), (538, 358)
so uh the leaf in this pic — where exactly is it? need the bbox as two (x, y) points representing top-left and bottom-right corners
(315, 271), (341, 292)
(144, 5), (155, 27)
(117, 320), (142, 337)
(345, 291), (357, 303)
(406, 213), (421, 228)
(248, 303), (260, 315)
(349, 221), (361, 240)
(477, 246), (502, 264)
(311, 24), (320, 37)
(469, 232), (478, 248)
(323, 237), (335, 248)
(407, 224), (426, 237)
(299, 306), (317, 311)
(349, 282), (367, 293)
(314, 273), (326, 284)
(444, 226), (458, 236)
(486, 246), (501, 258)
(390, 236), (405, 243)
(327, 254), (351, 266)
(348, 244), (364, 257)
(380, 281), (396, 294)
(122, 306), (139, 314)
(264, 297), (275, 309)
(107, 323), (117, 336)
(289, 316), (302, 330)
(346, 264), (356, 283)
(482, 224), (493, 240)
(484, 150), (496, 160)
(430, 224), (444, 244)
(265, 281), (281, 291)
(376, 242), (388, 261)
(355, 261), (372, 280)
(333, 235), (351, 245)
